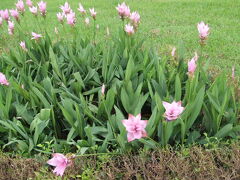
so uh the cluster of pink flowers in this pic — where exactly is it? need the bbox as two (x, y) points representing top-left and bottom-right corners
(56, 2), (94, 27)
(116, 2), (140, 36)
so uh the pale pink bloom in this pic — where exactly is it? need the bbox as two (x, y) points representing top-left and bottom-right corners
(1, 9), (9, 21)
(66, 12), (76, 26)
(0, 72), (10, 86)
(197, 21), (209, 40)
(162, 101), (184, 120)
(26, 0), (33, 7)
(57, 12), (64, 23)
(130, 11), (140, 25)
(125, 24), (134, 35)
(60, 2), (71, 15)
(84, 17), (89, 25)
(171, 47), (176, 57)
(54, 27), (58, 34)
(20, 41), (27, 51)
(116, 2), (130, 19)
(29, 6), (38, 15)
(188, 53), (198, 76)
(16, 0), (25, 13)
(89, 8), (97, 20)
(10, 9), (20, 21)
(0, 17), (3, 26)
(38, 1), (47, 16)
(8, 21), (14, 35)
(47, 153), (70, 177)
(122, 114), (148, 142)
(101, 84), (105, 95)
(232, 66), (235, 80)
(77, 3), (86, 15)
(31, 32), (42, 40)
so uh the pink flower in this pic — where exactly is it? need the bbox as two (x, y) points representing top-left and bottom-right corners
(60, 2), (71, 15)
(47, 153), (70, 177)
(89, 8), (97, 20)
(10, 9), (20, 21)
(20, 41), (27, 51)
(130, 11), (140, 25)
(125, 24), (134, 35)
(29, 6), (38, 15)
(31, 32), (42, 40)
(188, 54), (198, 76)
(122, 114), (148, 142)
(101, 84), (105, 95)
(0, 72), (10, 86)
(38, 1), (47, 16)
(116, 2), (130, 19)
(197, 21), (209, 40)
(77, 3), (86, 15)
(66, 12), (76, 26)
(84, 17), (89, 25)
(162, 101), (184, 121)
(171, 47), (176, 57)
(0, 17), (2, 26)
(16, 0), (25, 13)
(26, 0), (33, 7)
(1, 9), (9, 21)
(57, 12), (64, 23)
(8, 21), (14, 35)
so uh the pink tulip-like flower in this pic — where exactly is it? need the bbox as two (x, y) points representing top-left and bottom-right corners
(16, 0), (25, 13)
(66, 12), (76, 26)
(57, 12), (64, 23)
(84, 17), (89, 25)
(122, 114), (148, 142)
(8, 21), (14, 35)
(77, 3), (86, 15)
(125, 24), (134, 35)
(31, 32), (42, 40)
(197, 21), (209, 40)
(47, 153), (71, 177)
(130, 11), (140, 26)
(116, 2), (130, 19)
(26, 0), (33, 7)
(38, 1), (47, 16)
(101, 84), (105, 95)
(20, 41), (27, 51)
(1, 9), (9, 21)
(29, 6), (38, 15)
(89, 8), (97, 20)
(171, 47), (176, 57)
(60, 2), (71, 15)
(10, 9), (20, 21)
(0, 17), (3, 26)
(232, 66), (235, 80)
(0, 72), (10, 86)
(162, 101), (184, 121)
(188, 53), (198, 76)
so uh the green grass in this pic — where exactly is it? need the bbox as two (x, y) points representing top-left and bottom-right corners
(0, 0), (240, 73)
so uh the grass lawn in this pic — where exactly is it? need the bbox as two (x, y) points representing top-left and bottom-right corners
(0, 0), (240, 73)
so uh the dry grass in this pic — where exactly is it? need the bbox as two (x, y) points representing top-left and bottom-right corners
(1, 144), (240, 179)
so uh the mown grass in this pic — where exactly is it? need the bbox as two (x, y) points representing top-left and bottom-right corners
(0, 0), (240, 73)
